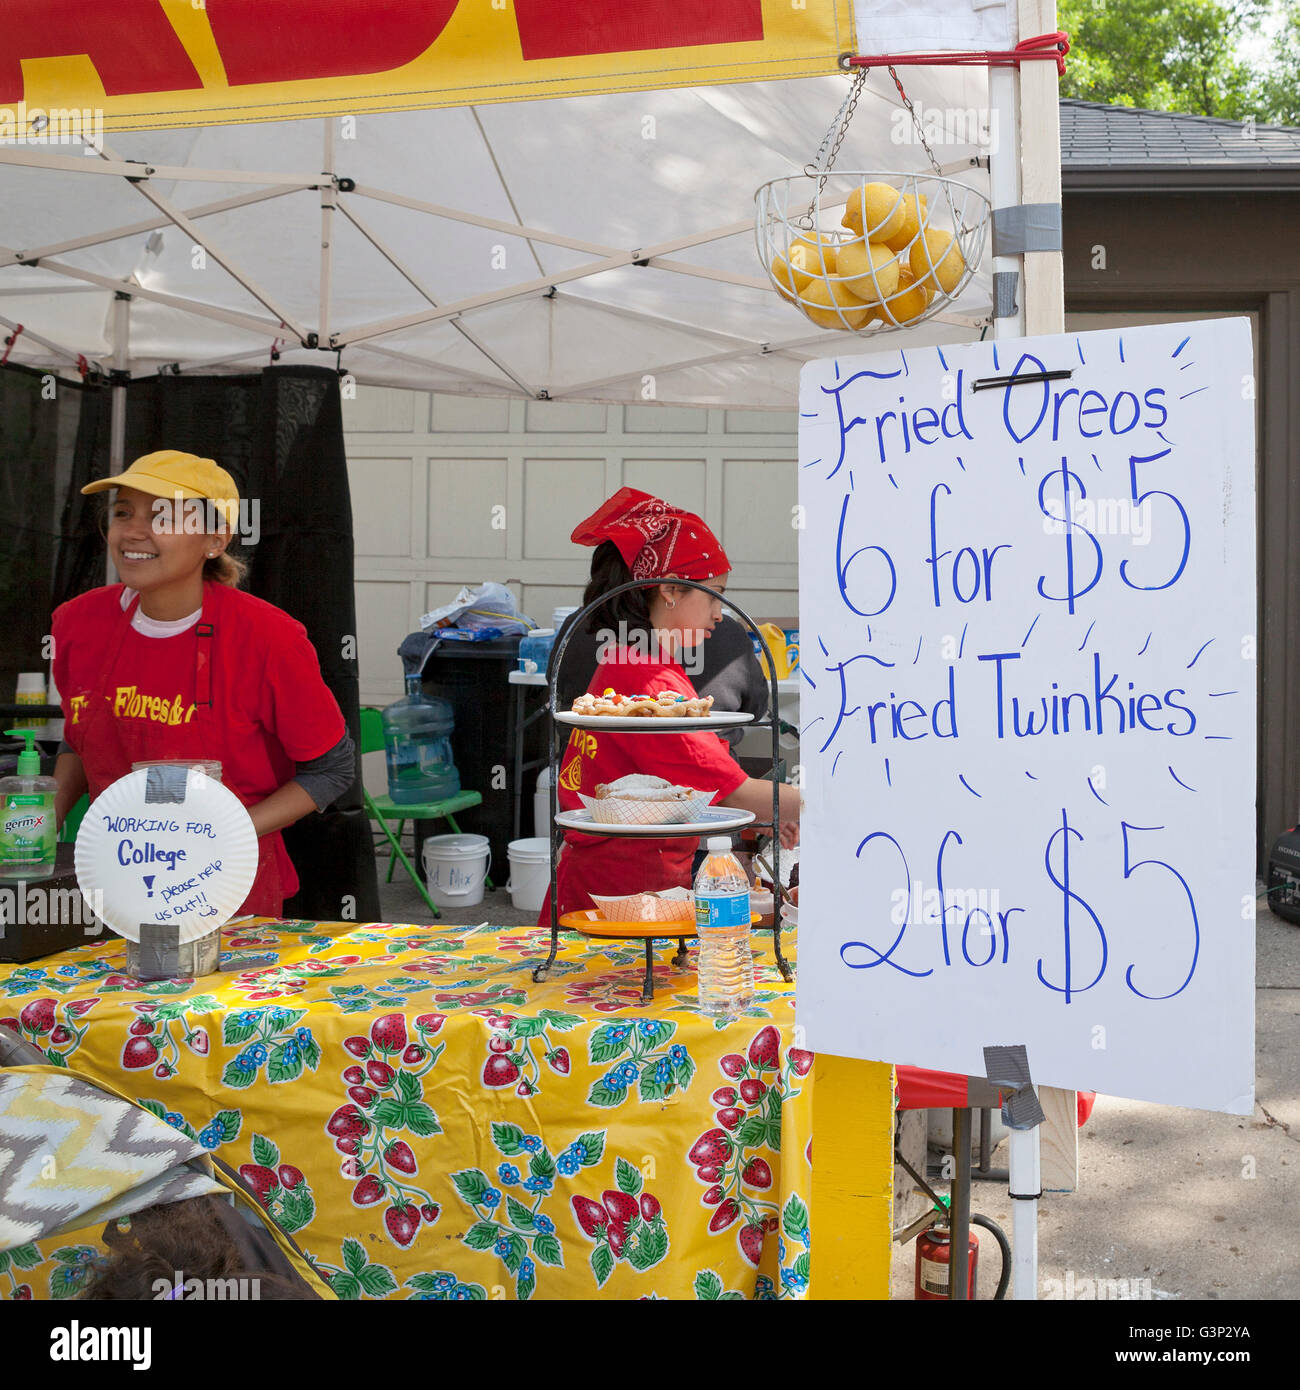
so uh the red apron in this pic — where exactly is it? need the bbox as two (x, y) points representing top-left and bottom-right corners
(539, 835), (693, 925)
(74, 584), (286, 918)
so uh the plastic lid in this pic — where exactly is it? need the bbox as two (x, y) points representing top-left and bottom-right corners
(706, 836), (732, 852)
(527, 628), (555, 637)
(5, 729), (41, 775)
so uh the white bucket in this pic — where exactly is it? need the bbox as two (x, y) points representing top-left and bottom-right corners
(421, 833), (491, 909)
(506, 837), (551, 913)
(534, 766), (553, 838)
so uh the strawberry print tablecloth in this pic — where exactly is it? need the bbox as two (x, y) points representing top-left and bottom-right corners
(0, 920), (812, 1301)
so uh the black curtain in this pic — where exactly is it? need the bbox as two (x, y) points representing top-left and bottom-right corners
(0, 363), (110, 704)
(76, 366), (379, 922)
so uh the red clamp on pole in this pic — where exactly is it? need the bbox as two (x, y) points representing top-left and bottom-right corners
(845, 32), (1069, 78)
(1, 323), (23, 365)
(76, 354), (89, 379)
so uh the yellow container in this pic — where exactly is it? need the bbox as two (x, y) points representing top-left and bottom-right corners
(754, 623), (791, 679)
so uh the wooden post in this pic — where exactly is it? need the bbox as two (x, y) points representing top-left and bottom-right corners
(809, 1055), (894, 1299)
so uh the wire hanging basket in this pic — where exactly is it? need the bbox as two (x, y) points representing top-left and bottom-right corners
(755, 170), (990, 336)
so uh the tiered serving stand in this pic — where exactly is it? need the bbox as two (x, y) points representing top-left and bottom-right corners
(530, 579), (793, 1003)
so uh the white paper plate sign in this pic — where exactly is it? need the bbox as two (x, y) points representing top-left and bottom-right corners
(76, 767), (258, 945)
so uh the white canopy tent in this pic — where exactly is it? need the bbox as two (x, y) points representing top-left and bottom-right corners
(0, 66), (996, 407)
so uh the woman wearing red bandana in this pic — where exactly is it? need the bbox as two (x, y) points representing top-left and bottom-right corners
(539, 488), (801, 923)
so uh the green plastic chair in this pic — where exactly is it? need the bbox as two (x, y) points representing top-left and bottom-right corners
(59, 794), (89, 845)
(359, 706), (484, 919)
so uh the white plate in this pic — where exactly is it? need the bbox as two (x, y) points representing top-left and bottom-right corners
(75, 767), (258, 944)
(781, 902), (799, 928)
(554, 710), (754, 732)
(554, 807), (755, 837)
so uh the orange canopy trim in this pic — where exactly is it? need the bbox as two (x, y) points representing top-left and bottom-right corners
(0, 0), (855, 131)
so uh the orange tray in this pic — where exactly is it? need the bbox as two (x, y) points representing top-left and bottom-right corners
(558, 910), (762, 939)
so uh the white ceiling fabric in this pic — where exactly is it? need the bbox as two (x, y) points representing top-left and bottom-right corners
(0, 65), (995, 407)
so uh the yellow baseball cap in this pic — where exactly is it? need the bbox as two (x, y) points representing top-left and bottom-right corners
(82, 450), (240, 528)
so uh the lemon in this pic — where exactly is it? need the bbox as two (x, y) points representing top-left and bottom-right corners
(909, 229), (965, 296)
(799, 277), (873, 330)
(841, 182), (906, 242)
(883, 193), (928, 253)
(834, 240), (901, 304)
(771, 234), (840, 297)
(876, 266), (931, 325)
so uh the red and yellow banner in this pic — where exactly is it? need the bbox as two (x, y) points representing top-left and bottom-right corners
(0, 0), (856, 132)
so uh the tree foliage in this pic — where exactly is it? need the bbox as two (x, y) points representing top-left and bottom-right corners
(1059, 0), (1300, 125)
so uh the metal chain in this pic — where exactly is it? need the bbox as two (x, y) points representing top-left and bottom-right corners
(888, 64), (972, 236)
(799, 69), (867, 226)
(887, 64), (944, 178)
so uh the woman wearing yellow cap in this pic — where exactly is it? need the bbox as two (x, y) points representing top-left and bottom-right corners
(51, 451), (353, 918)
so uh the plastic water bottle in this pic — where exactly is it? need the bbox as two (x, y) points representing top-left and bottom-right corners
(382, 675), (461, 804)
(694, 836), (755, 1017)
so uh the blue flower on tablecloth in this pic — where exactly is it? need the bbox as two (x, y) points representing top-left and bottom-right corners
(778, 1238), (787, 1263)
(520, 1258), (535, 1281)
(452, 1285), (474, 1300)
(198, 1124), (220, 1148)
(248, 1043), (269, 1064)
(56, 966), (79, 977)
(494, 1236), (512, 1257)
(616, 1061), (639, 1085)
(164, 1112), (185, 1129)
(497, 1163), (520, 1186)
(522, 1176), (551, 1195)
(654, 1058), (672, 1084)
(14, 968), (42, 979)
(638, 1020), (662, 1040)
(433, 1273), (456, 1292)
(669, 1044), (688, 1063)
(606, 1024), (631, 1041)
(533, 1215), (555, 1235)
(233, 1051), (258, 1072)
(282, 1041), (300, 1066)
(556, 1151), (580, 1176)
(236, 1010), (261, 1027)
(602, 1068), (629, 1091)
(520, 1134), (543, 1153)
(483, 1187), (502, 1209)
(781, 1268), (808, 1294)
(294, 1026), (312, 1044)
(755, 1275), (777, 1301)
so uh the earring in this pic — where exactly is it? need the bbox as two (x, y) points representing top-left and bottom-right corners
(207, 551), (217, 558)
(666, 599), (676, 609)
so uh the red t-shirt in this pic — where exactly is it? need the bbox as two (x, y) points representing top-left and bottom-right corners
(52, 583), (345, 807)
(557, 650), (748, 812)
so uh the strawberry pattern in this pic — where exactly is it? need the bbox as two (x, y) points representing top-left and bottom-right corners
(1, 918), (812, 1301)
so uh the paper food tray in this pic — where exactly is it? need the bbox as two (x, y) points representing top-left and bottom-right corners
(578, 790), (716, 825)
(591, 889), (696, 923)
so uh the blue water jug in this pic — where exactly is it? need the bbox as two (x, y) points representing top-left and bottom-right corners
(383, 675), (461, 804)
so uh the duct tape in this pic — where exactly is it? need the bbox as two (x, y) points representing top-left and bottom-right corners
(144, 765), (189, 804)
(991, 203), (1062, 256)
(138, 921), (180, 978)
(992, 270), (1019, 318)
(982, 1043), (1046, 1131)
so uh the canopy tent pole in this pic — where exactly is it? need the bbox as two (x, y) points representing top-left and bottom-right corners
(105, 290), (130, 585)
(320, 119), (335, 347)
(985, 0), (1071, 1301)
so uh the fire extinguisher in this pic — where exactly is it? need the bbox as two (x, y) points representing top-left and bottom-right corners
(915, 1198), (979, 1300)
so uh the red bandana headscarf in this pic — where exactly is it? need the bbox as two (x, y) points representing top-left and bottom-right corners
(571, 488), (730, 582)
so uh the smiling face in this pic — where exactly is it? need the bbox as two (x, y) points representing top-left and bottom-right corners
(106, 487), (227, 602)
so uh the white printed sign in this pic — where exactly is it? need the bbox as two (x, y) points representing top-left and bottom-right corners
(796, 319), (1256, 1113)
